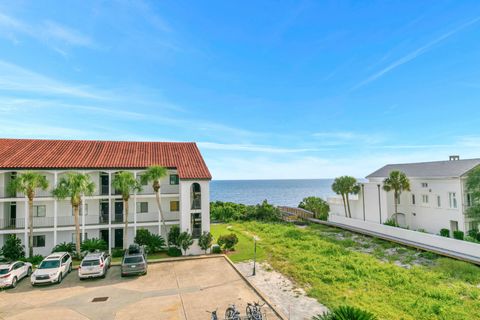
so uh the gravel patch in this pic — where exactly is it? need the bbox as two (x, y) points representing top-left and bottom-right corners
(235, 261), (328, 320)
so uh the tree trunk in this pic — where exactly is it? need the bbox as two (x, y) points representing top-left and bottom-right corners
(155, 186), (168, 247)
(123, 199), (129, 250)
(73, 205), (81, 256)
(341, 194), (348, 217)
(346, 194), (352, 218)
(28, 198), (34, 258)
(394, 192), (399, 225)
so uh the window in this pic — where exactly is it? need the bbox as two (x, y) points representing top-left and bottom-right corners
(437, 195), (441, 208)
(72, 204), (88, 216)
(170, 174), (179, 185)
(467, 193), (473, 207)
(33, 205), (46, 217)
(170, 201), (180, 212)
(449, 192), (458, 209)
(33, 235), (45, 247)
(421, 182), (428, 188)
(136, 202), (148, 213)
(191, 212), (201, 239)
(412, 194), (416, 205)
(422, 195), (429, 204)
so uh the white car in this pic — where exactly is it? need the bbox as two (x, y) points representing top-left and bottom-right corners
(0, 261), (33, 288)
(31, 252), (72, 285)
(78, 252), (111, 279)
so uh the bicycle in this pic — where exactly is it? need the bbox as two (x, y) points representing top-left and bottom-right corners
(225, 304), (241, 320)
(246, 302), (265, 320)
(206, 309), (218, 320)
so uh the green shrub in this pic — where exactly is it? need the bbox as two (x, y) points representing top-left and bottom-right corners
(210, 200), (281, 222)
(52, 242), (76, 254)
(416, 228), (428, 233)
(464, 236), (478, 243)
(112, 248), (124, 258)
(178, 231), (193, 255)
(168, 225), (181, 247)
(1, 235), (25, 260)
(299, 196), (330, 220)
(81, 238), (108, 253)
(453, 230), (464, 240)
(211, 244), (221, 254)
(167, 246), (182, 257)
(476, 232), (480, 242)
(134, 229), (165, 253)
(384, 218), (399, 227)
(467, 229), (478, 238)
(439, 228), (450, 237)
(198, 231), (213, 254)
(312, 305), (377, 320)
(22, 254), (44, 265)
(218, 233), (239, 251)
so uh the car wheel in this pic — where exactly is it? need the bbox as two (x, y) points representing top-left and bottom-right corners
(68, 264), (72, 273)
(27, 267), (32, 276)
(11, 277), (17, 288)
(57, 273), (63, 284)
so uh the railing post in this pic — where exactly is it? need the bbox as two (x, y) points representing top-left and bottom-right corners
(53, 171), (58, 246)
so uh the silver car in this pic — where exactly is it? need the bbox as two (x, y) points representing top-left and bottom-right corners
(78, 252), (111, 280)
(121, 245), (147, 277)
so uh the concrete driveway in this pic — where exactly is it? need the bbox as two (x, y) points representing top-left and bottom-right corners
(0, 256), (280, 320)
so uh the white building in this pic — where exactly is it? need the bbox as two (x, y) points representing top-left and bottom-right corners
(328, 156), (480, 235)
(0, 138), (211, 256)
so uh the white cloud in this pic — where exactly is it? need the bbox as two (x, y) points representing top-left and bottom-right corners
(312, 131), (386, 146)
(0, 11), (94, 49)
(352, 16), (480, 90)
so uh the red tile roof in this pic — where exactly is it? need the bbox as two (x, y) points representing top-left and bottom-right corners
(0, 139), (212, 180)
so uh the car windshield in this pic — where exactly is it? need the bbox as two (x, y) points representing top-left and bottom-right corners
(38, 260), (60, 269)
(82, 260), (100, 267)
(0, 268), (9, 275)
(124, 256), (144, 264)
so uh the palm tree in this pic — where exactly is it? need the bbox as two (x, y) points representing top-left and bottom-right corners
(52, 173), (95, 256)
(8, 172), (49, 258)
(383, 170), (410, 225)
(332, 176), (360, 218)
(140, 166), (168, 244)
(112, 171), (142, 249)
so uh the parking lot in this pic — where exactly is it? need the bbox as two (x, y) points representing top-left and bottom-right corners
(0, 256), (281, 320)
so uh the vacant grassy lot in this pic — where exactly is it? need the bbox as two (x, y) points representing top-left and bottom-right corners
(212, 222), (480, 320)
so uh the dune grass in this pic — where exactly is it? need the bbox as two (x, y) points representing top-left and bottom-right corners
(214, 221), (480, 320)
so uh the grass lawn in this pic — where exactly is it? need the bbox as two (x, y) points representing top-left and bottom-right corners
(213, 221), (480, 320)
(211, 223), (266, 263)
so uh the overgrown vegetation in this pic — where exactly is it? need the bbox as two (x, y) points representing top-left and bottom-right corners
(217, 233), (239, 251)
(217, 221), (480, 319)
(298, 196), (329, 220)
(210, 200), (281, 222)
(313, 305), (377, 320)
(81, 238), (108, 253)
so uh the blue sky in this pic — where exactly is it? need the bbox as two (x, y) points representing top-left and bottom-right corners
(1, 1), (480, 179)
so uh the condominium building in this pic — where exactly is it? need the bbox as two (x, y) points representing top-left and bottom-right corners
(328, 156), (480, 235)
(0, 138), (211, 256)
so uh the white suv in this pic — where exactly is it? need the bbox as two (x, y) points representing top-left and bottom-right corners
(31, 252), (72, 285)
(78, 252), (111, 279)
(0, 261), (33, 288)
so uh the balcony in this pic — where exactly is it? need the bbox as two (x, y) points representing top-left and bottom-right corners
(0, 187), (53, 199)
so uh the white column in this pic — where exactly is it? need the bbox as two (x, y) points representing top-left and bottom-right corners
(133, 171), (137, 235)
(53, 171), (58, 246)
(108, 171), (112, 254)
(24, 198), (29, 254)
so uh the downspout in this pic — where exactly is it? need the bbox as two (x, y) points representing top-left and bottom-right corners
(362, 184), (366, 221)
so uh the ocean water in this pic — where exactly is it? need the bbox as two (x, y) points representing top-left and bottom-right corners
(210, 179), (335, 207)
